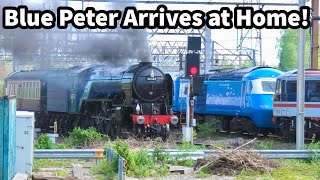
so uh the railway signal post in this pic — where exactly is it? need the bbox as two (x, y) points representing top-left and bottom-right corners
(182, 36), (201, 143)
(182, 75), (195, 144)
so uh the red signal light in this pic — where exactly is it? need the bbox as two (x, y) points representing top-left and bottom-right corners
(190, 66), (198, 75)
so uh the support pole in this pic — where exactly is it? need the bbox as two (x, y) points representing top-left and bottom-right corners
(190, 76), (194, 144)
(186, 82), (190, 128)
(204, 25), (212, 74)
(296, 0), (306, 150)
(182, 78), (193, 143)
(312, 0), (319, 69)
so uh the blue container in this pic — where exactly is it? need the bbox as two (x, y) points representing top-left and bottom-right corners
(0, 96), (16, 180)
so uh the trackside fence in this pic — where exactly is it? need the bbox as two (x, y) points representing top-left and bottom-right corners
(34, 149), (320, 179)
(106, 147), (126, 180)
(33, 148), (126, 180)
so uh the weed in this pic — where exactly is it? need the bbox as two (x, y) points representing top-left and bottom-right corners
(303, 134), (320, 162)
(67, 127), (108, 148)
(256, 140), (274, 150)
(110, 140), (170, 178)
(54, 169), (69, 177)
(53, 143), (72, 149)
(174, 158), (195, 167)
(195, 168), (211, 178)
(176, 141), (206, 150)
(211, 141), (227, 150)
(35, 134), (53, 149)
(152, 146), (171, 164)
(33, 159), (75, 172)
(35, 134), (74, 149)
(236, 159), (320, 180)
(90, 159), (118, 180)
(196, 121), (217, 138)
(304, 134), (320, 150)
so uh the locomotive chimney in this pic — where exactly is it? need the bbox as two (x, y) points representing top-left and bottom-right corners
(139, 62), (152, 66)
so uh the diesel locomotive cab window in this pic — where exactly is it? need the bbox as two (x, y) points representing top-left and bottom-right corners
(285, 81), (297, 101)
(306, 81), (320, 102)
(261, 81), (276, 92)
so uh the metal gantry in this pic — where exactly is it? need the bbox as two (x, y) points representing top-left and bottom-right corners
(0, 0), (299, 72)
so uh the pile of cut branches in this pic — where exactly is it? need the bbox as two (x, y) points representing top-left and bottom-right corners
(194, 138), (279, 176)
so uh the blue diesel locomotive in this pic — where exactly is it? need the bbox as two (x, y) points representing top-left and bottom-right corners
(273, 69), (320, 140)
(173, 67), (284, 136)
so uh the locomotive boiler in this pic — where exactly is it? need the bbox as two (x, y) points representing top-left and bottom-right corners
(5, 62), (178, 140)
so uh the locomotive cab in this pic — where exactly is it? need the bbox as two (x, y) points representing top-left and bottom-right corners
(272, 69), (320, 139)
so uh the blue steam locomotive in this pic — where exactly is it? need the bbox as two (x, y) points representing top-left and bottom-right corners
(5, 62), (178, 140)
(173, 67), (284, 136)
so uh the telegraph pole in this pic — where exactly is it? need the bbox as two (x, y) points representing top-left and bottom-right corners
(296, 0), (306, 150)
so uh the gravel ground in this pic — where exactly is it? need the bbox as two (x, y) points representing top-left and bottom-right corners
(32, 165), (236, 180)
(126, 174), (235, 180)
(33, 130), (295, 179)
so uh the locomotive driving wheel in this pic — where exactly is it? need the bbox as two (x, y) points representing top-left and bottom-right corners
(133, 124), (145, 140)
(278, 118), (292, 140)
(161, 125), (169, 142)
(103, 117), (119, 140)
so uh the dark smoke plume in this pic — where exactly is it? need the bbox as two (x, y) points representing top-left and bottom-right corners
(0, 0), (151, 70)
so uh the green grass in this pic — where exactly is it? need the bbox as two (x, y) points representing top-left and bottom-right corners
(256, 140), (275, 150)
(54, 169), (69, 177)
(196, 122), (218, 138)
(33, 159), (85, 172)
(175, 141), (206, 150)
(195, 168), (211, 178)
(35, 127), (110, 150)
(236, 159), (320, 180)
(90, 159), (118, 180)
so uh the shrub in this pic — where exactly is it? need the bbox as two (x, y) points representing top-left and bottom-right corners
(35, 134), (53, 149)
(110, 140), (170, 177)
(304, 134), (320, 163)
(90, 159), (118, 179)
(67, 127), (105, 148)
(196, 121), (218, 137)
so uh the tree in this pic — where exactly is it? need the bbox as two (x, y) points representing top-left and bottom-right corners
(277, 29), (311, 71)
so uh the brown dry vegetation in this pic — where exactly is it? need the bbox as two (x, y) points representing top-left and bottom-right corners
(194, 151), (279, 176)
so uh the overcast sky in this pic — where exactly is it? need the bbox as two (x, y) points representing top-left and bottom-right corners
(21, 0), (315, 67)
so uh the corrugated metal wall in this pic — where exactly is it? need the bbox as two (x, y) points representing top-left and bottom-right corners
(0, 96), (16, 180)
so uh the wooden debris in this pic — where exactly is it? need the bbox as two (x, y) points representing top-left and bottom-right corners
(194, 151), (279, 176)
(194, 138), (278, 176)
